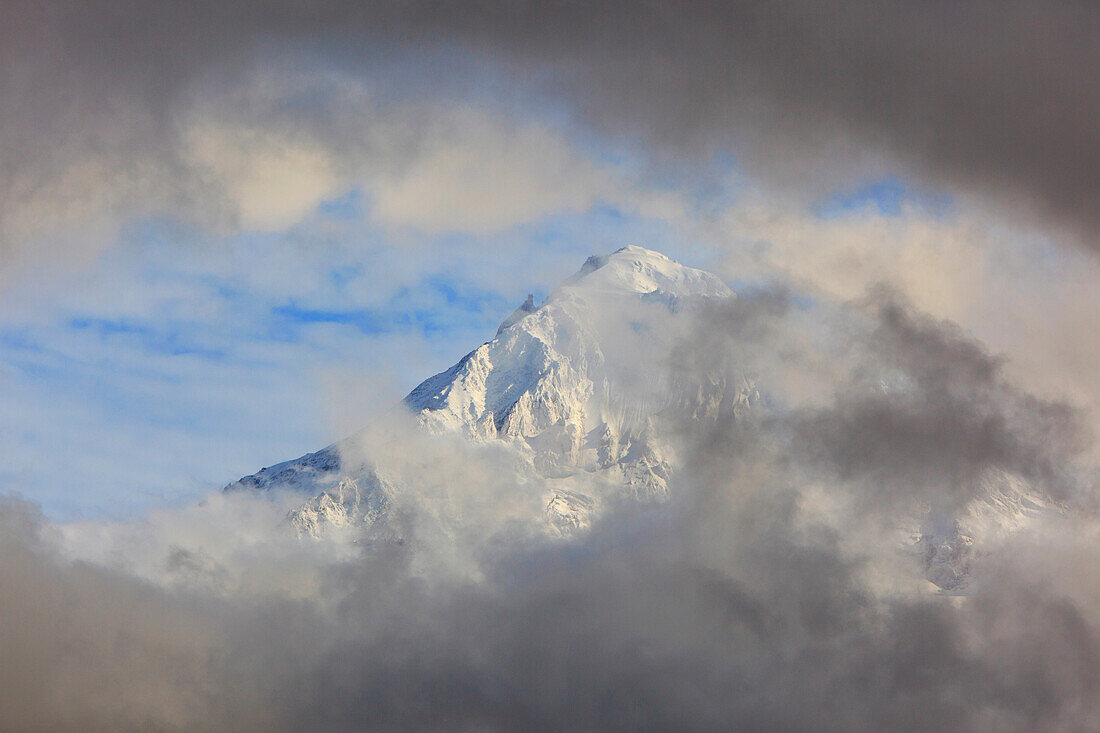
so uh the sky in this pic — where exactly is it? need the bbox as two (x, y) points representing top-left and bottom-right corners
(3, 3), (1100, 729)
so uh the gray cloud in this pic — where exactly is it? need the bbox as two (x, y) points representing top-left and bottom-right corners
(402, 0), (1100, 243)
(0, 497), (242, 730)
(2, 1), (1099, 260)
(791, 292), (1089, 515)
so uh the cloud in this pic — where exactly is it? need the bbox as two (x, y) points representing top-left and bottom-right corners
(185, 120), (343, 231)
(3, 286), (1099, 730)
(368, 111), (618, 234)
(3, 1), (1098, 274)
(413, 0), (1100, 246)
(0, 50), (674, 273)
(0, 497), (237, 730)
(699, 193), (1100, 432)
(3, 4), (1100, 728)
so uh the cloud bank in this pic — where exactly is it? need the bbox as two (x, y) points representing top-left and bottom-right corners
(2, 0), (1099, 261)
(4, 291), (1098, 730)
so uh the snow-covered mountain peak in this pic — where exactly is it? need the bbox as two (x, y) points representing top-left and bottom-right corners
(405, 245), (735, 454)
(230, 245), (726, 536)
(561, 245), (732, 299)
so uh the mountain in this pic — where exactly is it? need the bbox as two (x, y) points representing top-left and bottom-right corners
(226, 246), (737, 529)
(225, 245), (1059, 590)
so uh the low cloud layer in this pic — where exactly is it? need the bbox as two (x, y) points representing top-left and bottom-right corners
(3, 290), (1098, 730)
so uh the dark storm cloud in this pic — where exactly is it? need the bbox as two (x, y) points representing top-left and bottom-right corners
(385, 0), (1100, 244)
(794, 292), (1089, 514)
(675, 289), (1090, 515)
(2, 1), (1099, 253)
(0, 497), (245, 730)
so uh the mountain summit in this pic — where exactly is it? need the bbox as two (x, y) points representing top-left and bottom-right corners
(562, 245), (732, 297)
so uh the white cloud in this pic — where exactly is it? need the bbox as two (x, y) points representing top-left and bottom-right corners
(368, 111), (619, 233)
(705, 193), (1100, 436)
(2, 65), (682, 279)
(185, 121), (344, 231)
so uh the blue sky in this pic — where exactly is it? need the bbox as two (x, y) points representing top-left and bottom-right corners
(814, 176), (954, 220)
